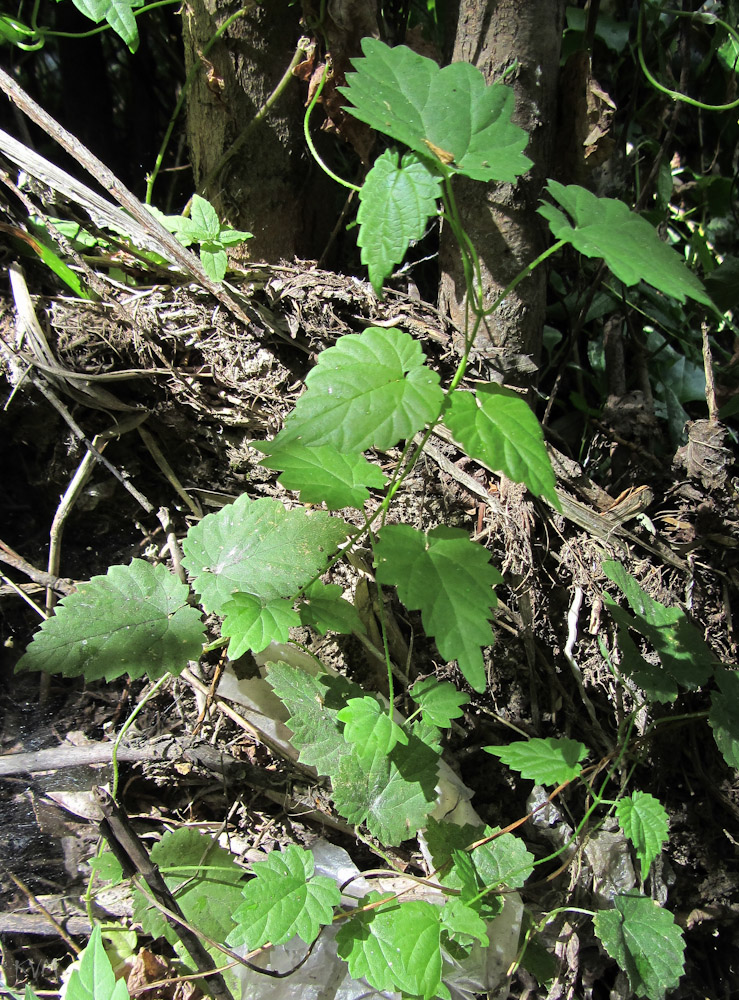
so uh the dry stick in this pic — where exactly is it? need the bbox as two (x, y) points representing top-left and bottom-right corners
(702, 320), (719, 423)
(47, 413), (150, 615)
(0, 67), (253, 330)
(0, 539), (74, 594)
(30, 373), (155, 514)
(93, 788), (236, 1000)
(0, 865), (82, 955)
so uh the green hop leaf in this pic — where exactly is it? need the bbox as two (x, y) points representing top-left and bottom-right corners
(616, 792), (669, 880)
(594, 892), (685, 1000)
(227, 844), (340, 949)
(485, 736), (588, 785)
(266, 663), (439, 844)
(409, 677), (470, 728)
(16, 560), (204, 682)
(336, 893), (445, 1000)
(357, 150), (442, 295)
(221, 593), (299, 658)
(539, 181), (712, 307)
(374, 524), (502, 692)
(132, 829), (245, 948)
(182, 495), (350, 614)
(273, 328), (443, 453)
(337, 696), (408, 757)
(256, 441), (386, 510)
(440, 895), (489, 951)
(443, 385), (558, 506)
(341, 38), (532, 183)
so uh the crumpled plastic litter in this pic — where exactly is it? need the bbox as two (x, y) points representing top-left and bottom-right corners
(219, 647), (525, 999)
(233, 839), (523, 1000)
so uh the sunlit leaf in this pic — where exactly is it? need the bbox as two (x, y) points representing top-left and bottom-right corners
(227, 845), (340, 949)
(272, 328), (443, 453)
(357, 149), (442, 295)
(257, 441), (386, 510)
(16, 560), (204, 682)
(182, 495), (350, 614)
(443, 386), (558, 506)
(539, 181), (712, 306)
(485, 736), (588, 785)
(341, 38), (531, 183)
(221, 593), (299, 658)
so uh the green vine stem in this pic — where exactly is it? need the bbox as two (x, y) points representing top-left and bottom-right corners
(198, 38), (307, 200)
(146, 5), (254, 203)
(638, 5), (739, 112)
(303, 65), (362, 193)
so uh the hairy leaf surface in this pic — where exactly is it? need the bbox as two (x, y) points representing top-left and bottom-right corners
(227, 845), (340, 949)
(182, 495), (350, 614)
(357, 150), (442, 294)
(594, 893), (685, 1000)
(341, 38), (531, 183)
(17, 560), (204, 682)
(374, 524), (502, 692)
(272, 328), (443, 453)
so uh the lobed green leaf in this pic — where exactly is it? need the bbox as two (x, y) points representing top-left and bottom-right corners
(272, 327), (443, 453)
(357, 149), (442, 295)
(221, 593), (299, 658)
(337, 695), (408, 757)
(485, 736), (588, 785)
(594, 892), (685, 1000)
(227, 845), (340, 949)
(409, 677), (470, 728)
(256, 441), (386, 510)
(539, 181), (712, 306)
(297, 581), (365, 636)
(16, 560), (204, 682)
(336, 892), (446, 1000)
(182, 495), (351, 614)
(374, 524), (502, 692)
(341, 38), (532, 183)
(616, 792), (669, 881)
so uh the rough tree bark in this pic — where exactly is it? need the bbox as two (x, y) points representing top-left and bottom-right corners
(439, 0), (566, 382)
(181, 0), (379, 263)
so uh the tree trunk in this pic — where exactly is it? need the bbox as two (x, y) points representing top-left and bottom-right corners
(181, 0), (314, 261)
(439, 0), (565, 383)
(181, 0), (379, 263)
